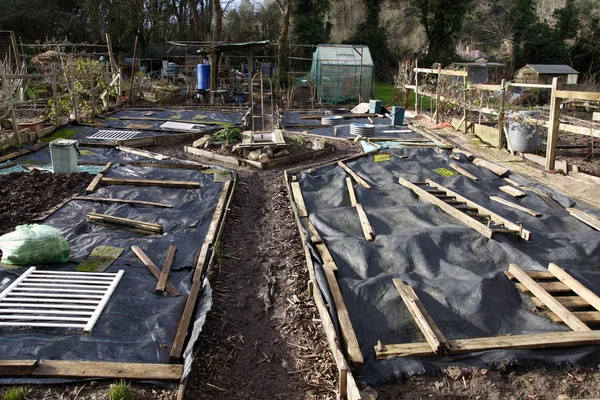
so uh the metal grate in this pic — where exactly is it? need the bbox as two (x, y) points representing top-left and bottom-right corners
(88, 130), (140, 140)
(0, 267), (124, 332)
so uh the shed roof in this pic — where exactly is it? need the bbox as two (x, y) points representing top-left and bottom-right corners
(314, 44), (373, 66)
(525, 64), (579, 75)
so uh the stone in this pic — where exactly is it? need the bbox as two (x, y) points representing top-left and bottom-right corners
(247, 150), (262, 161)
(192, 134), (212, 148)
(274, 149), (290, 158)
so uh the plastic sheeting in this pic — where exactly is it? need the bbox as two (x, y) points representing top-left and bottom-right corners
(296, 148), (600, 385)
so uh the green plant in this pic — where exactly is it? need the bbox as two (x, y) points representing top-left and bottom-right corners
(213, 127), (243, 144)
(108, 380), (134, 400)
(3, 387), (29, 400)
(41, 128), (78, 143)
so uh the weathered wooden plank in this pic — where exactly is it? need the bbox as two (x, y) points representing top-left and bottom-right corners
(375, 331), (600, 360)
(490, 196), (541, 217)
(290, 182), (309, 218)
(567, 208), (600, 231)
(515, 281), (571, 293)
(30, 360), (182, 381)
(554, 90), (600, 102)
(0, 360), (37, 375)
(131, 246), (181, 297)
(169, 279), (202, 363)
(87, 213), (163, 233)
(346, 177), (357, 207)
(549, 263), (600, 312)
(392, 279), (448, 353)
(355, 203), (374, 241)
(508, 264), (590, 331)
(499, 185), (527, 198)
(323, 266), (364, 367)
(473, 158), (509, 176)
(101, 177), (200, 188)
(449, 163), (479, 181)
(300, 217), (322, 244)
(156, 245), (176, 293)
(184, 146), (240, 168)
(338, 161), (371, 189)
(73, 196), (172, 208)
(547, 311), (600, 324)
(85, 162), (112, 193)
(532, 295), (590, 309)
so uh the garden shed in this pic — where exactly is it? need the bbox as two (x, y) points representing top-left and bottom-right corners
(514, 64), (579, 85)
(309, 44), (374, 104)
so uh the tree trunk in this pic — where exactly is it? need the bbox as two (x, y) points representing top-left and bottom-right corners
(277, 0), (292, 85)
(212, 0), (223, 42)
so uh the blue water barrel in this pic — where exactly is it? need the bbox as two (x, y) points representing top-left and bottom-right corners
(197, 64), (210, 90)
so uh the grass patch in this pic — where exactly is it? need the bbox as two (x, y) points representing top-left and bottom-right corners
(374, 83), (397, 106)
(433, 167), (457, 177)
(41, 128), (78, 143)
(3, 387), (29, 400)
(108, 380), (134, 400)
(192, 115), (207, 121)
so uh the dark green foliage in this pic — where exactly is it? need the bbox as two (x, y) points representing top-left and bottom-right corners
(213, 127), (242, 144)
(554, 0), (580, 41)
(291, 0), (331, 45)
(412, 0), (473, 65)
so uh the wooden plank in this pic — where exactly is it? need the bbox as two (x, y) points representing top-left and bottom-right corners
(515, 281), (571, 294)
(532, 295), (590, 309)
(131, 246), (181, 297)
(85, 162), (112, 193)
(503, 178), (522, 187)
(398, 177), (494, 239)
(490, 196), (541, 217)
(116, 146), (170, 160)
(314, 242), (338, 271)
(375, 331), (600, 360)
(548, 263), (600, 312)
(504, 270), (556, 281)
(346, 177), (357, 207)
(338, 161), (371, 189)
(156, 245), (176, 293)
(87, 213), (163, 233)
(73, 196), (172, 208)
(426, 180), (531, 240)
(508, 264), (590, 331)
(532, 190), (564, 210)
(472, 158), (509, 176)
(355, 203), (374, 241)
(547, 311), (600, 324)
(414, 67), (467, 77)
(185, 145), (241, 166)
(300, 217), (322, 244)
(322, 265), (364, 367)
(546, 78), (563, 171)
(290, 182), (309, 218)
(169, 279), (202, 362)
(392, 279), (448, 353)
(0, 360), (38, 375)
(499, 185), (526, 198)
(101, 177), (200, 188)
(566, 208), (600, 231)
(29, 360), (183, 381)
(554, 90), (600, 102)
(449, 163), (479, 181)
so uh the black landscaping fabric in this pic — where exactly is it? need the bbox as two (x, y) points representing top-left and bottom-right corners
(295, 147), (600, 385)
(0, 125), (232, 383)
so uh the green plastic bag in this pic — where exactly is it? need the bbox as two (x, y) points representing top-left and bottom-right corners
(0, 225), (70, 265)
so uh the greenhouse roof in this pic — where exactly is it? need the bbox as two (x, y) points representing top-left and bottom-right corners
(313, 44), (373, 66)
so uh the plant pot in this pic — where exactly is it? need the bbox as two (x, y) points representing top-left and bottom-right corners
(507, 110), (540, 153)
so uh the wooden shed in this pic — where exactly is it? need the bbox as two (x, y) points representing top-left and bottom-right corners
(514, 64), (579, 85)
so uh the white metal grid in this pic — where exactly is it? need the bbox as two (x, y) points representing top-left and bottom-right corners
(88, 130), (140, 140)
(0, 267), (124, 332)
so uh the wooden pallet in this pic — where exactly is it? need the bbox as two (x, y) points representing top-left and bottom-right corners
(398, 178), (531, 240)
(505, 263), (600, 326)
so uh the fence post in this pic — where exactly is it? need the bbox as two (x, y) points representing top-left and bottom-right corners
(69, 56), (79, 123)
(0, 63), (21, 145)
(51, 63), (60, 128)
(463, 75), (468, 133)
(497, 79), (506, 149)
(414, 60), (418, 115)
(435, 65), (441, 124)
(545, 77), (562, 171)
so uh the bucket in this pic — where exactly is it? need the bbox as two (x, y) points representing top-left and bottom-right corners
(50, 139), (80, 174)
(390, 106), (405, 126)
(369, 100), (383, 114)
(507, 110), (540, 153)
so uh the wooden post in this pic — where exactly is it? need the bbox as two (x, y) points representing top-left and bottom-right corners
(90, 66), (97, 119)
(435, 64), (441, 124)
(338, 367), (348, 399)
(0, 64), (21, 145)
(414, 59), (419, 115)
(545, 77), (562, 171)
(463, 74), (468, 133)
(10, 31), (20, 69)
(69, 56), (79, 123)
(497, 79), (506, 149)
(51, 63), (60, 128)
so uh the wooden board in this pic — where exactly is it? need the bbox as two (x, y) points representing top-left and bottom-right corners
(131, 246), (181, 297)
(355, 203), (374, 241)
(547, 311), (600, 324)
(300, 217), (322, 244)
(472, 158), (509, 176)
(499, 185), (526, 198)
(85, 162), (112, 193)
(30, 360), (182, 381)
(169, 280), (202, 363)
(508, 264), (590, 331)
(156, 245), (176, 293)
(338, 161), (371, 189)
(489, 196), (541, 217)
(322, 266), (364, 367)
(185, 146), (241, 167)
(87, 213), (163, 234)
(73, 196), (172, 208)
(548, 263), (600, 312)
(346, 177), (357, 207)
(101, 177), (200, 189)
(532, 296), (591, 309)
(449, 163), (479, 181)
(392, 279), (448, 353)
(290, 182), (309, 218)
(375, 331), (600, 360)
(567, 208), (600, 231)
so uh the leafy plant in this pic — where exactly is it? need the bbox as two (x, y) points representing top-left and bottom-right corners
(108, 380), (134, 400)
(3, 387), (29, 400)
(213, 127), (242, 144)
